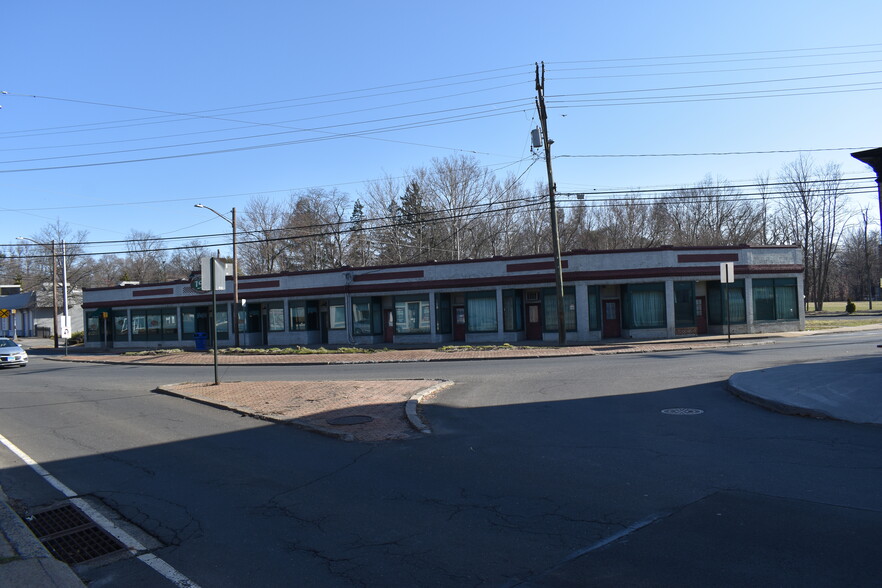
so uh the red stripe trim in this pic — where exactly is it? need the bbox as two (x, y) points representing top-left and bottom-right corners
(352, 270), (424, 282)
(507, 260), (569, 272)
(133, 288), (174, 297)
(678, 253), (739, 263)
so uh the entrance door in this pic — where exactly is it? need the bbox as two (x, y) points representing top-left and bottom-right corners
(453, 306), (466, 341)
(696, 296), (708, 335)
(383, 309), (395, 343)
(602, 299), (621, 339)
(245, 304), (266, 346)
(525, 303), (542, 340)
(320, 310), (329, 344)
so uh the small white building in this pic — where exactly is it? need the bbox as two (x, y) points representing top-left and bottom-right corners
(82, 245), (804, 349)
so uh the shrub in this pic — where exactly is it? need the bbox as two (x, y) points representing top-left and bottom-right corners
(845, 299), (856, 314)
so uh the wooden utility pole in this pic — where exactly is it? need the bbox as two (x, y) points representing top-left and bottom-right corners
(51, 240), (59, 348)
(536, 62), (567, 346)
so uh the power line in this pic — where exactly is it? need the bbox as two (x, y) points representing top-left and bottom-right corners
(557, 147), (875, 159)
(5, 175), (875, 255)
(0, 66), (534, 138)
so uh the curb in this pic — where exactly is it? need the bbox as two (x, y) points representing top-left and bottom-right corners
(153, 384), (357, 441)
(154, 379), (455, 441)
(406, 380), (455, 434)
(42, 339), (778, 367)
(0, 487), (85, 587)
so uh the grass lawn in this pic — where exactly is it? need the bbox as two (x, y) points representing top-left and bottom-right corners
(806, 300), (881, 314)
(805, 318), (882, 330)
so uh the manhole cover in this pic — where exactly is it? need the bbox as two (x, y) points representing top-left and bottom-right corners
(327, 415), (374, 426)
(661, 408), (704, 415)
(24, 503), (126, 564)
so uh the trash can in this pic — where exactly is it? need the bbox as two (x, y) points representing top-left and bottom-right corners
(193, 332), (208, 351)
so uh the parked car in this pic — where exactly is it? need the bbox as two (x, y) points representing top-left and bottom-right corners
(0, 338), (28, 368)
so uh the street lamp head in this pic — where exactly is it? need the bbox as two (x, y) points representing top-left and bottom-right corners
(194, 204), (206, 208)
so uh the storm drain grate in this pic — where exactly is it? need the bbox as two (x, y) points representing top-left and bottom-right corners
(24, 503), (127, 564)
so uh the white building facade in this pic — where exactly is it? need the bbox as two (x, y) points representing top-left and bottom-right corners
(82, 245), (805, 349)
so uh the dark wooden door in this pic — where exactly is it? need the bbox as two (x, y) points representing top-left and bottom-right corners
(602, 299), (621, 338)
(525, 303), (542, 340)
(696, 296), (708, 334)
(383, 309), (395, 343)
(453, 306), (466, 341)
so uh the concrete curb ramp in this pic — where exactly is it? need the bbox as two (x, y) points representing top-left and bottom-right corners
(728, 357), (882, 426)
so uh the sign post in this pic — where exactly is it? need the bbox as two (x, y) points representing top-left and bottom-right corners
(198, 257), (226, 385)
(720, 262), (735, 343)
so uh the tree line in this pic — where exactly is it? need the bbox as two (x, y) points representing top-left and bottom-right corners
(2, 154), (879, 310)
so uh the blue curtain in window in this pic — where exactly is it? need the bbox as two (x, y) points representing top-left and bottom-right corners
(753, 281), (775, 321)
(629, 289), (665, 328)
(728, 288), (746, 323)
(775, 282), (798, 319)
(467, 296), (497, 332)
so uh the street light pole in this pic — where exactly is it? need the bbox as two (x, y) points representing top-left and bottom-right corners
(195, 204), (240, 347)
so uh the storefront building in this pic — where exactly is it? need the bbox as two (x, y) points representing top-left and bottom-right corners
(81, 245), (804, 349)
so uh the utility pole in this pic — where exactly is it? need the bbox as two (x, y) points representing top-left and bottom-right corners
(51, 240), (59, 348)
(536, 62), (567, 346)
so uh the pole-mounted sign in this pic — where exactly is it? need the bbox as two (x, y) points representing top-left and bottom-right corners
(720, 262), (735, 343)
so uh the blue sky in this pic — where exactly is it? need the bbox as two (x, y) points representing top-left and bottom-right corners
(2, 1), (881, 258)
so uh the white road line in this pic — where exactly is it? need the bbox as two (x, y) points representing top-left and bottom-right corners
(0, 432), (201, 588)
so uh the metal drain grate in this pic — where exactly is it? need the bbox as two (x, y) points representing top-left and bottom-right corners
(24, 503), (127, 564)
(661, 408), (705, 415)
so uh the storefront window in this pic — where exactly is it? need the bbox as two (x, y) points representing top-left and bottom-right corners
(268, 301), (285, 331)
(543, 287), (576, 332)
(289, 301), (306, 331)
(215, 305), (229, 340)
(622, 283), (666, 329)
(87, 315), (100, 341)
(329, 304), (346, 330)
(395, 295), (430, 334)
(162, 310), (178, 340)
(113, 310), (129, 342)
(502, 290), (523, 332)
(466, 291), (497, 332)
(708, 280), (746, 325)
(674, 282), (695, 327)
(588, 286), (600, 331)
(131, 311), (147, 341)
(435, 293), (451, 334)
(753, 278), (798, 321)
(352, 297), (382, 335)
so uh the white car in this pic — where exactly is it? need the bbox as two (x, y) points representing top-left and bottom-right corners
(0, 338), (28, 367)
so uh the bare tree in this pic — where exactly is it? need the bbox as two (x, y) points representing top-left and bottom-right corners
(167, 239), (208, 280)
(124, 230), (167, 283)
(776, 156), (851, 310)
(285, 188), (350, 270)
(423, 155), (495, 261)
(238, 196), (289, 274)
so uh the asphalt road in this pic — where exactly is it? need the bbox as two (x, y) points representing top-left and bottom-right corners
(1, 331), (880, 587)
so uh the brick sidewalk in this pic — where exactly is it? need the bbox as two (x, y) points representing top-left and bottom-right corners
(49, 339), (758, 366)
(157, 379), (452, 442)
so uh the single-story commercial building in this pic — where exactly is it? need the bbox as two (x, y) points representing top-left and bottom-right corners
(81, 245), (804, 349)
(0, 285), (84, 339)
